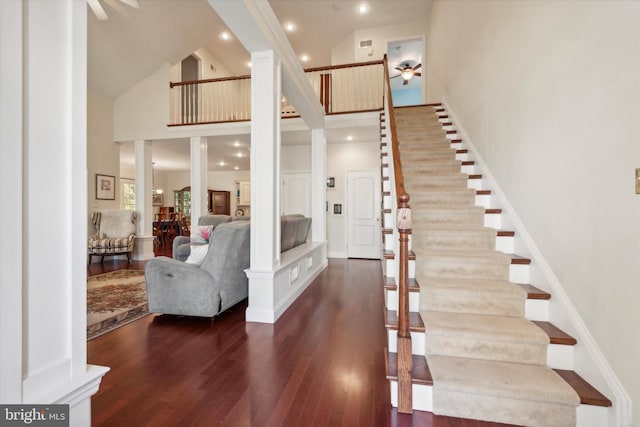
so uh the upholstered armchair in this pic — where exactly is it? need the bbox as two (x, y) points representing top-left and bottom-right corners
(172, 214), (232, 262)
(88, 210), (137, 264)
(145, 221), (250, 317)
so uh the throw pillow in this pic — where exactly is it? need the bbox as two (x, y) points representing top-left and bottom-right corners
(185, 244), (208, 266)
(191, 225), (213, 244)
(184, 225), (214, 266)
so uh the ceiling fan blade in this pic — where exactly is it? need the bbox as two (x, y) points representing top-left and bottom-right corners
(394, 67), (404, 72)
(414, 72), (422, 77)
(403, 79), (409, 86)
(390, 74), (401, 79)
(87, 0), (108, 20)
(412, 63), (422, 71)
(119, 0), (140, 8)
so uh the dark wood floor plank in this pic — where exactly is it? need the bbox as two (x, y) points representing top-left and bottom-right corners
(89, 258), (520, 426)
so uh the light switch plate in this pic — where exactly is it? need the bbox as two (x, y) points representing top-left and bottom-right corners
(636, 169), (640, 194)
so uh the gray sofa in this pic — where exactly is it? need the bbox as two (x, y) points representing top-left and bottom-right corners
(145, 221), (250, 317)
(172, 214), (232, 262)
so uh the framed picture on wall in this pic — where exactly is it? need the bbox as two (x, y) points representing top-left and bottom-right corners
(152, 193), (164, 206)
(333, 203), (342, 215)
(96, 174), (115, 200)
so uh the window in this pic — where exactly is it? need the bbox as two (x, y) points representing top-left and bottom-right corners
(122, 179), (136, 211)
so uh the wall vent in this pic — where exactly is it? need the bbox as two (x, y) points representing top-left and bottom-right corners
(359, 39), (373, 48)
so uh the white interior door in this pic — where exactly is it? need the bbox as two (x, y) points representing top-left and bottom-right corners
(347, 170), (381, 259)
(282, 172), (311, 216)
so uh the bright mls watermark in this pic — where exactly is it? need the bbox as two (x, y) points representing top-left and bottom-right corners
(0, 405), (69, 426)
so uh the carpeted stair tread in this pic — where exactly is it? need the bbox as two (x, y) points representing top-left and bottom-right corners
(410, 206), (485, 227)
(414, 248), (511, 264)
(428, 355), (580, 404)
(411, 226), (497, 251)
(420, 276), (525, 317)
(428, 355), (580, 427)
(405, 174), (469, 190)
(410, 189), (477, 207)
(414, 249), (511, 281)
(420, 276), (525, 303)
(423, 310), (549, 365)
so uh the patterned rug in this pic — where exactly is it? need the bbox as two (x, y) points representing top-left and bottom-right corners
(87, 269), (149, 340)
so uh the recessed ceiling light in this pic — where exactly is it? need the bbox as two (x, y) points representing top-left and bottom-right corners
(284, 22), (296, 32)
(300, 54), (310, 62)
(358, 3), (369, 14)
(234, 141), (240, 147)
(234, 166), (239, 170)
(219, 160), (226, 166)
(219, 31), (231, 41)
(236, 152), (243, 158)
(347, 135), (353, 141)
(247, 61), (252, 68)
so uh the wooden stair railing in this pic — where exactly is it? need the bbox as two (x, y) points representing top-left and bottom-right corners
(383, 54), (413, 413)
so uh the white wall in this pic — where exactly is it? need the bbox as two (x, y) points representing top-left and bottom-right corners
(326, 142), (380, 257)
(426, 1), (640, 424)
(88, 91), (120, 212)
(113, 64), (172, 141)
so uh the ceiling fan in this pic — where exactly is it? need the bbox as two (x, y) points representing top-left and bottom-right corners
(87, 0), (139, 21)
(391, 62), (422, 85)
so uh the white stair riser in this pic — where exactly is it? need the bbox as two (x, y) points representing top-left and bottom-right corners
(455, 152), (470, 161)
(450, 141), (463, 150)
(577, 404), (610, 427)
(387, 330), (426, 355)
(446, 133), (459, 140)
(386, 289), (419, 312)
(525, 298), (549, 321)
(548, 343), (574, 370)
(509, 263), (530, 283)
(495, 235), (514, 253)
(390, 382), (433, 412)
(484, 213), (502, 229)
(475, 193), (491, 208)
(467, 177), (484, 190)
(461, 164), (476, 174)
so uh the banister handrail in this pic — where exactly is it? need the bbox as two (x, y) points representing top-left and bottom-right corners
(383, 53), (413, 414)
(303, 59), (384, 73)
(169, 59), (386, 88)
(382, 55), (407, 204)
(170, 74), (251, 88)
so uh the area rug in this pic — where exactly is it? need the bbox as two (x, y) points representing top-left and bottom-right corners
(87, 269), (149, 340)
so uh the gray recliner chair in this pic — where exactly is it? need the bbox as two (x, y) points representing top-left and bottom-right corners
(172, 214), (232, 262)
(145, 221), (250, 317)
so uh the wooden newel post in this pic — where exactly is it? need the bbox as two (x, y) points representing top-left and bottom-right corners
(397, 192), (413, 414)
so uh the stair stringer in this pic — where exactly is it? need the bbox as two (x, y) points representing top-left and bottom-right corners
(442, 98), (631, 427)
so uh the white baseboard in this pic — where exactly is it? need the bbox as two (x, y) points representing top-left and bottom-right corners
(442, 97), (632, 427)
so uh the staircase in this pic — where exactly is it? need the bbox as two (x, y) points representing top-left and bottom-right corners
(382, 104), (612, 426)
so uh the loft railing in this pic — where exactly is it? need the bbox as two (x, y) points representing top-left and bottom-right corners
(168, 60), (384, 126)
(382, 54), (413, 414)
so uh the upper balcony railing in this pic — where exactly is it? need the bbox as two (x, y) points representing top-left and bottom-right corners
(168, 60), (384, 126)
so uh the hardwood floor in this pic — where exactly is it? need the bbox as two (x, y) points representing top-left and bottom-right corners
(88, 258), (518, 427)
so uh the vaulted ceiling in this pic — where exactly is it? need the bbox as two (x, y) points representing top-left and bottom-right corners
(89, 0), (433, 99)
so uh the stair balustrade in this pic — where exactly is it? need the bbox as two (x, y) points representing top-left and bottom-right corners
(168, 60), (384, 126)
(382, 53), (413, 414)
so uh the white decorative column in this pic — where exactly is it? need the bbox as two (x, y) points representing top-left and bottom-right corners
(245, 49), (282, 323)
(0, 2), (108, 426)
(190, 136), (208, 224)
(311, 128), (327, 242)
(133, 140), (155, 260)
